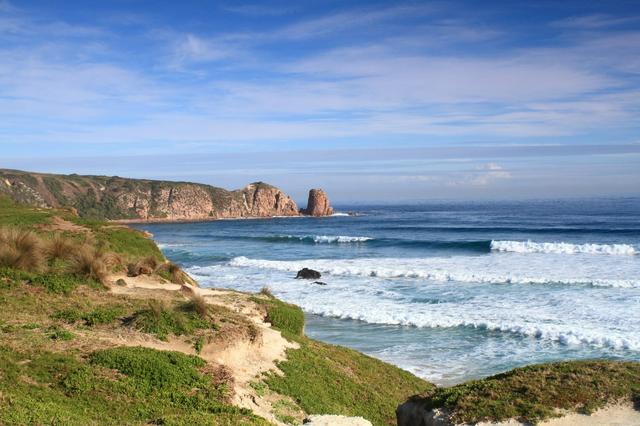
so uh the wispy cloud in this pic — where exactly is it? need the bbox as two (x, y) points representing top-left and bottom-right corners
(0, 1), (639, 198)
(551, 14), (640, 29)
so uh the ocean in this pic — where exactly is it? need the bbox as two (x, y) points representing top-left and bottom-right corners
(134, 197), (640, 386)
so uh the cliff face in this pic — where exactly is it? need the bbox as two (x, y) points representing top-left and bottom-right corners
(302, 188), (334, 216)
(0, 169), (301, 221)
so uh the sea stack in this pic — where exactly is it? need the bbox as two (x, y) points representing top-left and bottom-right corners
(302, 188), (334, 216)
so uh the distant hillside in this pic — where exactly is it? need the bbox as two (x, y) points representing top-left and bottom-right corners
(0, 169), (303, 221)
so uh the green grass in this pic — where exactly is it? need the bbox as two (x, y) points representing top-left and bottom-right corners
(265, 336), (431, 426)
(0, 195), (53, 227)
(251, 295), (305, 337)
(82, 306), (124, 326)
(94, 227), (164, 263)
(0, 267), (100, 295)
(0, 345), (269, 425)
(414, 360), (640, 425)
(129, 300), (212, 341)
(47, 325), (75, 341)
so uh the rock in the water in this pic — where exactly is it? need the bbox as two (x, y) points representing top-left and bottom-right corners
(296, 268), (321, 279)
(302, 188), (334, 216)
(313, 281), (327, 286)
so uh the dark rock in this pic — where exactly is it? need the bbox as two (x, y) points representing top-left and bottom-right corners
(313, 281), (327, 286)
(296, 268), (321, 279)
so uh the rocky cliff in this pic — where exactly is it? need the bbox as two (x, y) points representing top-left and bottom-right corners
(302, 188), (334, 216)
(0, 169), (309, 221)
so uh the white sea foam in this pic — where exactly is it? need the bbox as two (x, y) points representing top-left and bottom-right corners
(311, 235), (372, 243)
(278, 235), (372, 243)
(227, 256), (640, 288)
(330, 212), (351, 217)
(298, 303), (640, 350)
(491, 240), (637, 255)
(157, 243), (185, 249)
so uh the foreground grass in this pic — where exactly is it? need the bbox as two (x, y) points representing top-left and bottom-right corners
(411, 360), (640, 425)
(0, 345), (268, 425)
(250, 293), (431, 426)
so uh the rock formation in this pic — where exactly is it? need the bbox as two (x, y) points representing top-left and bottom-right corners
(302, 188), (334, 216)
(295, 268), (321, 279)
(0, 169), (301, 222)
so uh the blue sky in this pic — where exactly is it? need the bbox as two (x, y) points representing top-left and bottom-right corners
(1, 0), (639, 202)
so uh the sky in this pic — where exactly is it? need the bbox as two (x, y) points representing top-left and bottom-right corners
(1, 0), (639, 203)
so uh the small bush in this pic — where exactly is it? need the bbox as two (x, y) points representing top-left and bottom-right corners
(68, 245), (112, 284)
(47, 326), (75, 341)
(32, 273), (81, 294)
(194, 336), (205, 355)
(157, 262), (196, 286)
(51, 308), (84, 324)
(83, 307), (123, 326)
(0, 227), (44, 272)
(184, 293), (209, 319)
(259, 286), (274, 298)
(61, 365), (95, 395)
(44, 234), (77, 261)
(129, 300), (209, 341)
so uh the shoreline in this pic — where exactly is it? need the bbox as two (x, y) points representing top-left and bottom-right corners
(113, 212), (354, 225)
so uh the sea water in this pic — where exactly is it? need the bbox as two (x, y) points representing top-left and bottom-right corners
(134, 197), (640, 385)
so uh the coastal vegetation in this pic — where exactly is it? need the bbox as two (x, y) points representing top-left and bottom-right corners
(405, 360), (640, 425)
(2, 194), (639, 425)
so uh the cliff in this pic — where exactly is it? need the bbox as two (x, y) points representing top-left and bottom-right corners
(0, 169), (307, 221)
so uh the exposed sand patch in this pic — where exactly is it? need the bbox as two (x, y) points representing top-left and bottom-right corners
(105, 272), (300, 425)
(304, 415), (373, 426)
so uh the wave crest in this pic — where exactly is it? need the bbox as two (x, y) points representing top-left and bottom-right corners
(227, 256), (640, 288)
(491, 240), (637, 255)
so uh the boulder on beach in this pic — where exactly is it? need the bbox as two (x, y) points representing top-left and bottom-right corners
(296, 268), (321, 279)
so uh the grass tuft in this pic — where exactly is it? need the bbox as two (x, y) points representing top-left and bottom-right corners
(128, 299), (210, 341)
(0, 227), (44, 272)
(44, 234), (77, 261)
(68, 245), (112, 284)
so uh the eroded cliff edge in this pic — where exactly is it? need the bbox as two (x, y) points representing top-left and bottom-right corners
(0, 169), (330, 221)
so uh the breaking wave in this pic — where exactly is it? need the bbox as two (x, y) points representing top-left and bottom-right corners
(227, 256), (640, 288)
(491, 240), (637, 255)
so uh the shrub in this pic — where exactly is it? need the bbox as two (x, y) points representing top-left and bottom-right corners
(68, 245), (113, 284)
(83, 306), (123, 326)
(157, 262), (196, 286)
(61, 365), (95, 395)
(0, 227), (44, 272)
(32, 273), (81, 294)
(194, 336), (205, 355)
(47, 326), (75, 341)
(129, 300), (209, 341)
(44, 234), (77, 261)
(184, 293), (209, 319)
(259, 286), (274, 298)
(51, 308), (84, 324)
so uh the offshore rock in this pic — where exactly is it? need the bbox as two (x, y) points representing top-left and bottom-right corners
(302, 188), (334, 216)
(296, 268), (321, 279)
